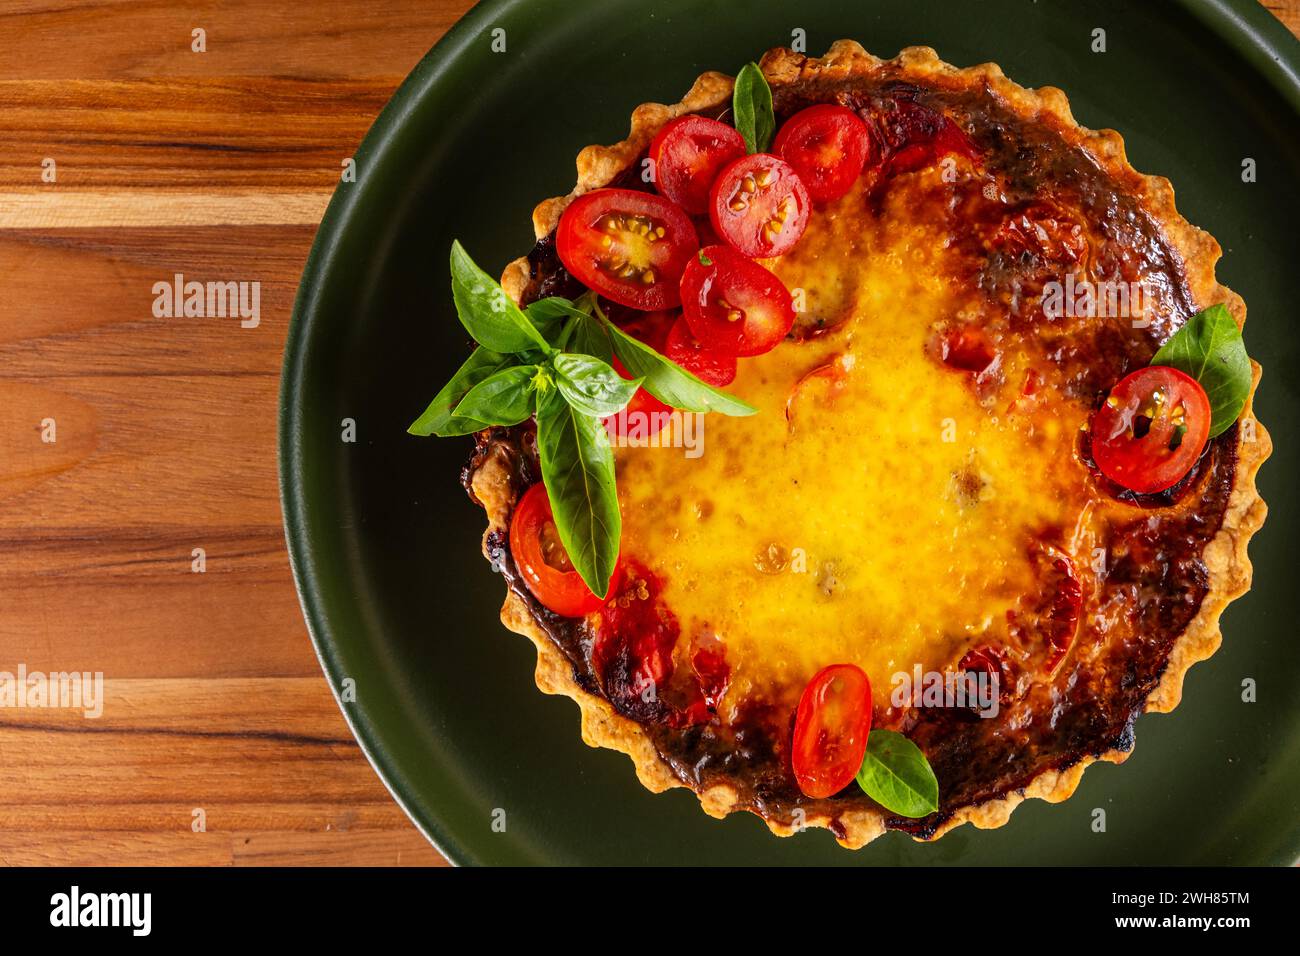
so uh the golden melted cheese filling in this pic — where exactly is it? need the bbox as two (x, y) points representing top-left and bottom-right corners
(615, 174), (1088, 720)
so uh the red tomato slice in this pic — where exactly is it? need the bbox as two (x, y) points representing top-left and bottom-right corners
(991, 202), (1086, 265)
(614, 308), (673, 352)
(959, 645), (1007, 683)
(871, 95), (978, 175)
(1037, 546), (1082, 672)
(510, 483), (617, 613)
(679, 245), (795, 357)
(649, 115), (746, 216)
(773, 104), (873, 203)
(1090, 365), (1211, 494)
(556, 189), (699, 310)
(930, 324), (997, 374)
(664, 314), (737, 386)
(594, 560), (679, 713)
(792, 664), (873, 800)
(709, 154), (810, 258)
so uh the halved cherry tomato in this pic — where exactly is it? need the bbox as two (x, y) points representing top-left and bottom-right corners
(616, 309), (673, 352)
(602, 311), (674, 439)
(556, 189), (699, 311)
(792, 663), (873, 800)
(664, 314), (737, 386)
(649, 115), (747, 215)
(679, 245), (795, 357)
(871, 94), (977, 175)
(959, 645), (1007, 684)
(1008, 544), (1083, 673)
(958, 645), (1009, 713)
(594, 561), (679, 714)
(691, 644), (730, 712)
(1090, 366), (1211, 494)
(929, 324), (997, 374)
(709, 154), (810, 258)
(991, 202), (1086, 264)
(773, 104), (873, 204)
(510, 483), (617, 614)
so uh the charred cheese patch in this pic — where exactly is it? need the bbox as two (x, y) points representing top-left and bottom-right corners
(615, 174), (1088, 720)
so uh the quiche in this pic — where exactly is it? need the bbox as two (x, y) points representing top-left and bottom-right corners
(428, 42), (1269, 848)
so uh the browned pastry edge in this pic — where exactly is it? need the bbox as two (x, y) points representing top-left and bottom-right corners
(476, 41), (1270, 848)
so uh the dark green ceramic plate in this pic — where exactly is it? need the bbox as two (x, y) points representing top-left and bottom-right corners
(281, 0), (1300, 865)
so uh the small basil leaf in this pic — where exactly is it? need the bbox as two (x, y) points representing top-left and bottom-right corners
(450, 240), (550, 353)
(534, 388), (620, 598)
(452, 364), (539, 427)
(408, 347), (518, 437)
(606, 321), (757, 416)
(855, 730), (940, 818)
(564, 311), (614, 364)
(1150, 304), (1252, 438)
(526, 297), (588, 346)
(733, 61), (775, 154)
(553, 352), (641, 417)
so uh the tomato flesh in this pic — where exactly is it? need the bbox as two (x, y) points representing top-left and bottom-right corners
(931, 324), (996, 374)
(556, 189), (699, 310)
(664, 314), (737, 386)
(991, 202), (1086, 265)
(792, 663), (873, 800)
(871, 96), (977, 175)
(680, 245), (796, 357)
(709, 154), (810, 258)
(510, 483), (616, 614)
(649, 115), (746, 215)
(1008, 544), (1083, 673)
(1090, 366), (1211, 494)
(773, 104), (873, 203)
(594, 561), (679, 715)
(691, 644), (731, 713)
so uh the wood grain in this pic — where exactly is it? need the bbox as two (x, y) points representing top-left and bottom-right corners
(0, 0), (1294, 868)
(0, 1), (464, 867)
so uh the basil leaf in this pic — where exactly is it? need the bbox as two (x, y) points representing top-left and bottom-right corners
(855, 730), (939, 818)
(733, 61), (775, 154)
(1151, 304), (1252, 438)
(553, 353), (641, 417)
(526, 297), (587, 346)
(534, 388), (620, 598)
(408, 347), (518, 437)
(563, 311), (614, 364)
(450, 240), (550, 353)
(606, 320), (757, 416)
(452, 364), (539, 427)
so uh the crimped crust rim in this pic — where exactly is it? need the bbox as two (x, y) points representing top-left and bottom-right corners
(483, 40), (1270, 850)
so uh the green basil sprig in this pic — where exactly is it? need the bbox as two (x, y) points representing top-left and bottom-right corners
(408, 347), (520, 437)
(525, 296), (592, 347)
(1151, 304), (1251, 438)
(454, 364), (541, 427)
(556, 302), (614, 363)
(553, 353), (641, 417)
(409, 244), (755, 599)
(450, 240), (550, 353)
(733, 61), (775, 154)
(855, 729), (940, 818)
(596, 303), (758, 416)
(535, 388), (622, 598)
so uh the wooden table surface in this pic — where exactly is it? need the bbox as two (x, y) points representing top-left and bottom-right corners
(0, 1), (1296, 868)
